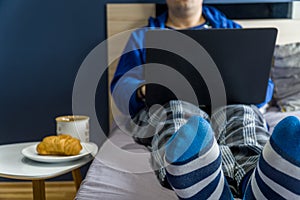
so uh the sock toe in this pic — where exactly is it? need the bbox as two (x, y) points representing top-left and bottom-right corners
(271, 116), (300, 165)
(164, 116), (233, 200)
(165, 116), (214, 164)
(244, 116), (300, 200)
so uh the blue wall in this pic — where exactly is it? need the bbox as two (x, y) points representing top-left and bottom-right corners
(0, 0), (109, 145)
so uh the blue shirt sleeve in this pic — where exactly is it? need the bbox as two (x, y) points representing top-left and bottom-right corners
(110, 30), (146, 116)
(256, 78), (274, 108)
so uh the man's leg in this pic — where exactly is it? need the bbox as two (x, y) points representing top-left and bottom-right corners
(130, 100), (233, 199)
(130, 100), (210, 188)
(210, 105), (271, 198)
(244, 116), (300, 199)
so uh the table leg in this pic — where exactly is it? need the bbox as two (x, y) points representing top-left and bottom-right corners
(72, 168), (82, 191)
(32, 180), (45, 200)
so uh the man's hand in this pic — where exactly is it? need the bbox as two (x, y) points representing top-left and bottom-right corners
(137, 85), (146, 100)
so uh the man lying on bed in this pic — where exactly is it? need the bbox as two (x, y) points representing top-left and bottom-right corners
(111, 0), (300, 199)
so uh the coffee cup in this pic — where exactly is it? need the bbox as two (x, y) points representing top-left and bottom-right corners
(55, 115), (89, 142)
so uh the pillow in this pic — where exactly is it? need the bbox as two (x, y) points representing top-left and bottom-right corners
(271, 42), (300, 112)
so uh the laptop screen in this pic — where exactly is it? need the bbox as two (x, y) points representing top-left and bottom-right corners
(145, 28), (277, 109)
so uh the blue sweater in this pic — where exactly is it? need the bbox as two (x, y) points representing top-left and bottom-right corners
(111, 6), (274, 116)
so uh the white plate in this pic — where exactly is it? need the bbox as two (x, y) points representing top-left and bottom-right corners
(21, 142), (98, 163)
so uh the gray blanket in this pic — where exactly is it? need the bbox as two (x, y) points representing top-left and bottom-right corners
(273, 42), (300, 58)
(272, 42), (300, 111)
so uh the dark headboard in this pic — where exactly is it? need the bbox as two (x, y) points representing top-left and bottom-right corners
(156, 2), (292, 19)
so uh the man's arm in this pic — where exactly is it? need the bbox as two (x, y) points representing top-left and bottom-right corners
(110, 30), (146, 116)
(256, 79), (274, 108)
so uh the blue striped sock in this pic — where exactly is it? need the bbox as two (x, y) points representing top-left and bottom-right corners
(165, 116), (233, 200)
(244, 116), (300, 200)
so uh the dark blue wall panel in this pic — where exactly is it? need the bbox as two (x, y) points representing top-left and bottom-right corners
(0, 0), (108, 145)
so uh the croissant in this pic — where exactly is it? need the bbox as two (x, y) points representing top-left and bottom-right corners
(37, 134), (82, 156)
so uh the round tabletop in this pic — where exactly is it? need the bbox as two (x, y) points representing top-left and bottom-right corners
(0, 142), (98, 180)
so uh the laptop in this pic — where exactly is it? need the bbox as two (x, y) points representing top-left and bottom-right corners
(144, 28), (277, 110)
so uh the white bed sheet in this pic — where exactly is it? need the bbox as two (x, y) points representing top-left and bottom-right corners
(75, 122), (177, 200)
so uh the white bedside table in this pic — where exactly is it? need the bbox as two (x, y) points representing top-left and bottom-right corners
(0, 142), (98, 200)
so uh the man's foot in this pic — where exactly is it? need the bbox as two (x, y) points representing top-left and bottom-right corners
(244, 116), (300, 199)
(165, 116), (233, 200)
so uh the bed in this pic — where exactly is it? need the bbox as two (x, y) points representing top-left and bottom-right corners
(75, 3), (300, 200)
